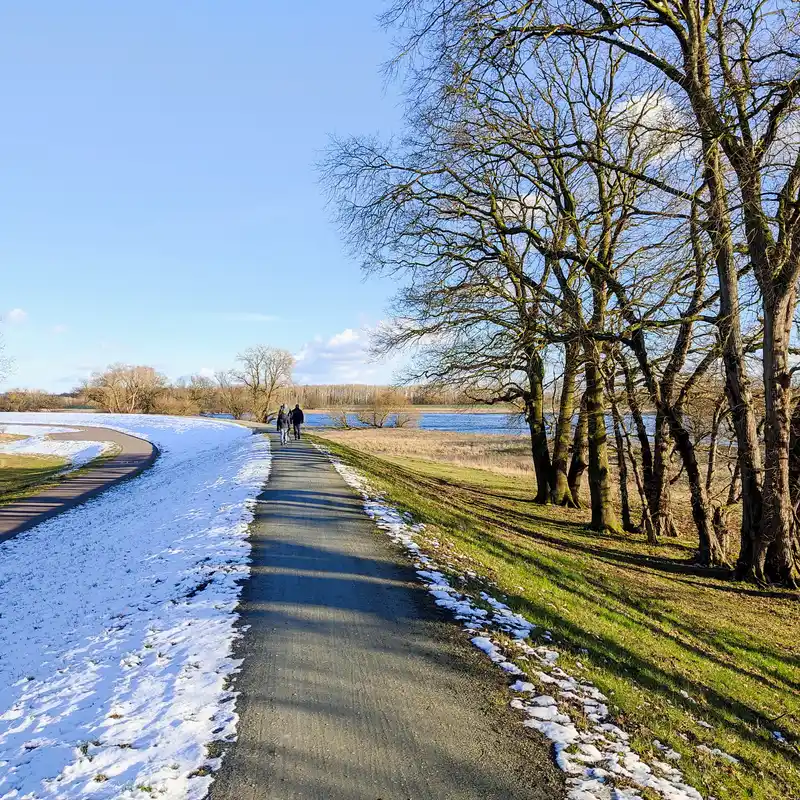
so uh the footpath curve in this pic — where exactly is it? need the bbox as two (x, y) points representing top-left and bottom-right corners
(0, 424), (158, 545)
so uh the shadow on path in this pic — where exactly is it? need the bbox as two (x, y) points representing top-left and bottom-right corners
(209, 434), (562, 800)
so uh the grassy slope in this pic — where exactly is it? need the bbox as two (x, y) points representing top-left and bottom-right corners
(0, 453), (71, 502)
(312, 435), (800, 800)
(0, 446), (122, 505)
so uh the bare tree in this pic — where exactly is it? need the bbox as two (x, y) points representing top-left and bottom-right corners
(355, 388), (419, 428)
(390, 0), (800, 582)
(215, 370), (249, 420)
(84, 364), (168, 413)
(234, 346), (294, 423)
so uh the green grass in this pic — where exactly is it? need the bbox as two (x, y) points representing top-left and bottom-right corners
(0, 447), (122, 505)
(0, 453), (71, 502)
(312, 434), (800, 800)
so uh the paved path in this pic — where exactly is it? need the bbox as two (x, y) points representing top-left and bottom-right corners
(0, 424), (157, 544)
(210, 433), (561, 800)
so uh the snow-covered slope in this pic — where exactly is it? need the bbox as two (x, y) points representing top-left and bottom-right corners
(0, 413), (271, 799)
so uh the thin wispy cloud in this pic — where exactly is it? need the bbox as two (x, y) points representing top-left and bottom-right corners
(3, 308), (28, 324)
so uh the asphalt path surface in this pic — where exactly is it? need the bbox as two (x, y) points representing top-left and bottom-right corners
(0, 423), (157, 544)
(210, 432), (562, 800)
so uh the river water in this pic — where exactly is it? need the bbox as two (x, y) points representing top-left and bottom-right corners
(303, 411), (528, 435)
(206, 411), (667, 437)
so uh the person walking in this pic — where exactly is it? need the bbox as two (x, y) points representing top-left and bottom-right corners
(277, 404), (290, 445)
(292, 403), (304, 440)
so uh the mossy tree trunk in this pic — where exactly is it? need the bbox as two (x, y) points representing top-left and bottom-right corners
(584, 341), (622, 534)
(525, 351), (552, 504)
(567, 392), (589, 508)
(550, 341), (580, 506)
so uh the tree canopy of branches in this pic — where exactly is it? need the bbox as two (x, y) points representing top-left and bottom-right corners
(233, 346), (295, 423)
(322, 0), (800, 586)
(84, 364), (168, 414)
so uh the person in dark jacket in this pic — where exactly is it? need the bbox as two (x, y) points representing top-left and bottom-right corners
(276, 404), (290, 445)
(292, 404), (304, 439)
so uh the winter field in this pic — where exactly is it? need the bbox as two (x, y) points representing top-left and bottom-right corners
(0, 413), (271, 799)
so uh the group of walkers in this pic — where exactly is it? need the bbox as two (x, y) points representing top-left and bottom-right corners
(276, 403), (304, 445)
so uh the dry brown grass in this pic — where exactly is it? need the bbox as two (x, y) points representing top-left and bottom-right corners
(320, 427), (742, 553)
(320, 428), (535, 476)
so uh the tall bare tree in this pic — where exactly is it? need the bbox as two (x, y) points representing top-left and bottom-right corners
(234, 346), (294, 423)
(390, 0), (799, 582)
(84, 364), (168, 414)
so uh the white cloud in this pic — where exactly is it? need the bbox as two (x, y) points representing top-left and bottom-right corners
(198, 367), (216, 379)
(294, 326), (402, 384)
(52, 324), (68, 335)
(4, 308), (28, 324)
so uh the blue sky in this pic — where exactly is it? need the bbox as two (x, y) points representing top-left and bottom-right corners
(0, 1), (405, 391)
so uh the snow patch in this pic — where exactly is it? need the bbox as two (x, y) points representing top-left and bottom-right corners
(0, 437), (113, 469)
(0, 424), (80, 436)
(0, 413), (271, 799)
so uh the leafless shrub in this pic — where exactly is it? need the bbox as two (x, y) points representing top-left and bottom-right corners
(355, 389), (419, 428)
(0, 389), (59, 412)
(84, 364), (168, 413)
(328, 407), (354, 428)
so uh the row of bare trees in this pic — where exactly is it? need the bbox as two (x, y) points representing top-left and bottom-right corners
(82, 346), (295, 422)
(75, 350), (420, 424)
(322, 0), (800, 586)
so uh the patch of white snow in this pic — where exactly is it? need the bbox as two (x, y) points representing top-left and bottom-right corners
(0, 412), (271, 799)
(0, 436), (113, 469)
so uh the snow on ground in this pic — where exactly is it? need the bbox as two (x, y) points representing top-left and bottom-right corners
(314, 442), (715, 800)
(0, 437), (113, 469)
(0, 413), (271, 800)
(0, 425), (80, 437)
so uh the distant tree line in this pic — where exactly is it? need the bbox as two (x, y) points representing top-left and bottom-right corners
(321, 0), (800, 586)
(0, 351), (478, 420)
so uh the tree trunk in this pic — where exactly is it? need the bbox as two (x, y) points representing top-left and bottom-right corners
(606, 358), (637, 533)
(584, 343), (621, 534)
(567, 392), (588, 508)
(667, 410), (727, 566)
(697, 141), (763, 579)
(551, 341), (579, 506)
(788, 399), (800, 503)
(649, 411), (679, 539)
(526, 353), (552, 504)
(754, 292), (798, 586)
(612, 405), (636, 533)
(705, 399), (725, 493)
(610, 381), (655, 542)
(621, 362), (654, 490)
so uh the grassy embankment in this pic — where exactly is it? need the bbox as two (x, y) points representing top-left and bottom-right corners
(313, 429), (800, 800)
(0, 433), (68, 502)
